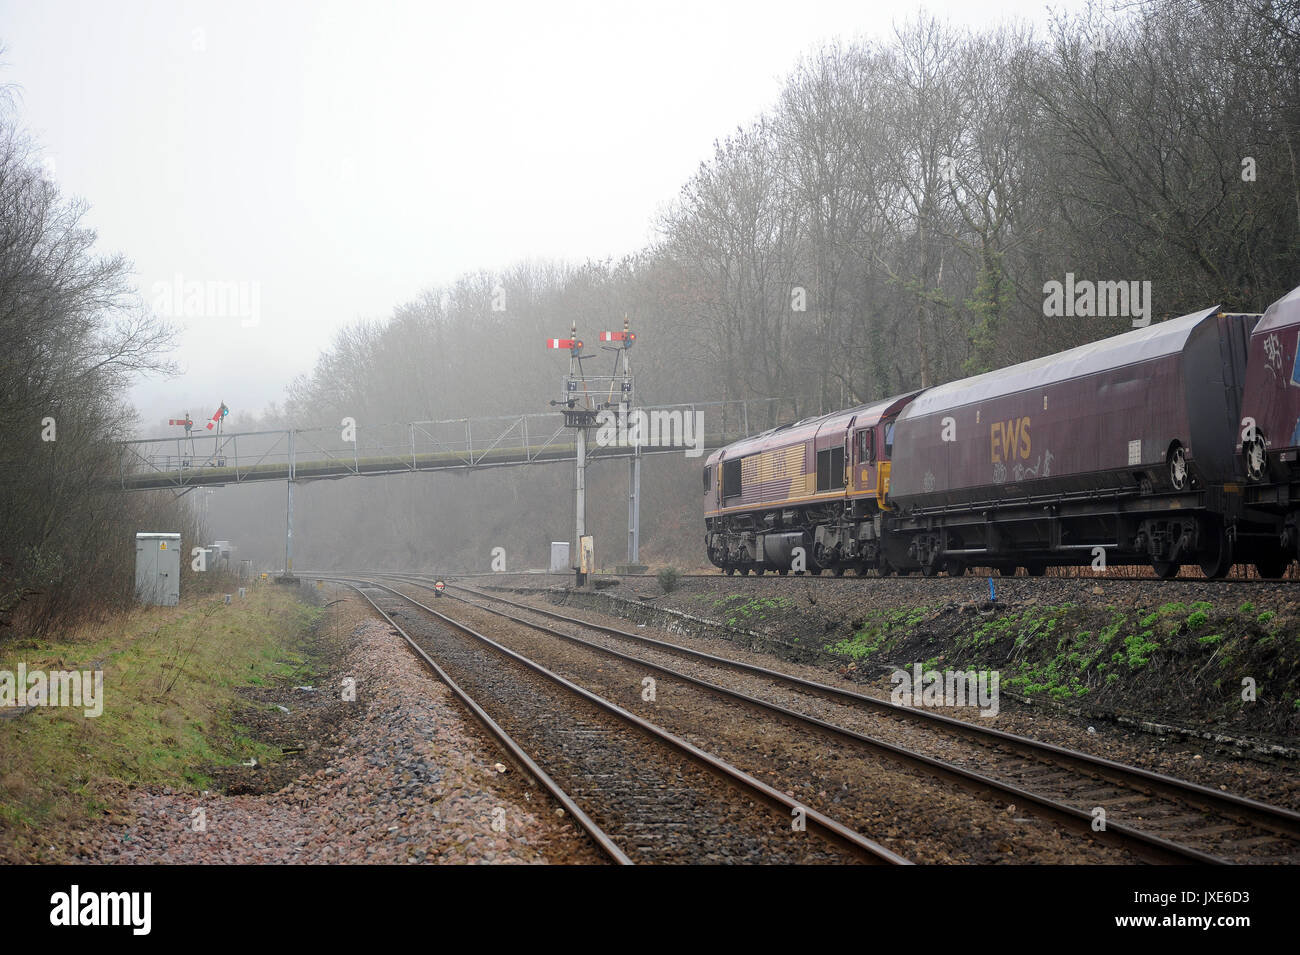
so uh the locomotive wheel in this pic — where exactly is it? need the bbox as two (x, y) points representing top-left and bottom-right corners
(995, 566), (1017, 577)
(920, 562), (936, 577)
(1168, 445), (1189, 491)
(1152, 560), (1179, 580)
(945, 559), (966, 577)
(1026, 563), (1046, 577)
(1255, 553), (1291, 579)
(1244, 437), (1267, 483)
(725, 566), (735, 576)
(1198, 523), (1234, 579)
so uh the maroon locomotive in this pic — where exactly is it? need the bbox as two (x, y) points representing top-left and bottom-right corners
(705, 282), (1300, 579)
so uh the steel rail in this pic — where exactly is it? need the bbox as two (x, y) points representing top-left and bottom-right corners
(367, 573), (1300, 865)
(342, 581), (632, 865)
(328, 576), (910, 865)
(423, 575), (1300, 848)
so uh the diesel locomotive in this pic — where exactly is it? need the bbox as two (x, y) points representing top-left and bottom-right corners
(703, 282), (1300, 579)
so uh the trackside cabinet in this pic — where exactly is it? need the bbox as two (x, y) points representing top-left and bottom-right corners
(135, 532), (181, 606)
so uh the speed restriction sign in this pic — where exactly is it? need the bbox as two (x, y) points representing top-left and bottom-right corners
(434, 579), (446, 596)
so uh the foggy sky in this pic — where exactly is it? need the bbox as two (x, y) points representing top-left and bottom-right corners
(1, 0), (1078, 430)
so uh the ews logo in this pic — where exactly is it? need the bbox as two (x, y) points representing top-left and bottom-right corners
(991, 417), (1032, 464)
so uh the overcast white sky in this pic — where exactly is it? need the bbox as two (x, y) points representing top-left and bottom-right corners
(2, 0), (1078, 430)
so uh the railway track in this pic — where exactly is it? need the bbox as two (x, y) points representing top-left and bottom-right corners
(432, 568), (1299, 584)
(336, 578), (907, 865)
(383, 572), (1300, 865)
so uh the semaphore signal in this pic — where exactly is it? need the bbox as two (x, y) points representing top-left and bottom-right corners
(546, 337), (583, 353)
(204, 401), (230, 433)
(544, 317), (642, 585)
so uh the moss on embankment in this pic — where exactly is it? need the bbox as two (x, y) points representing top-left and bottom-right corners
(823, 595), (1300, 738)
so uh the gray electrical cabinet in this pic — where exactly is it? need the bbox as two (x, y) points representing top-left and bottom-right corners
(549, 541), (570, 574)
(135, 532), (181, 606)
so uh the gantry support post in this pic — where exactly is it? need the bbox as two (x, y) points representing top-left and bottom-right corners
(627, 444), (640, 564)
(575, 425), (586, 586)
(281, 429), (297, 581)
(285, 478), (295, 575)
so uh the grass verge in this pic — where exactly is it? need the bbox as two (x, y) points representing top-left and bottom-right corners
(0, 584), (323, 861)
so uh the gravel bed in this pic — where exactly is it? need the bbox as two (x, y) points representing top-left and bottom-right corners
(76, 607), (603, 864)
(372, 588), (866, 864)
(405, 585), (1145, 864)
(442, 586), (1298, 863)
(462, 573), (1300, 813)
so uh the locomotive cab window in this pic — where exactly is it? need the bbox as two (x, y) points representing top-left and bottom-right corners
(722, 458), (742, 499)
(884, 422), (895, 458)
(857, 429), (874, 464)
(816, 446), (846, 492)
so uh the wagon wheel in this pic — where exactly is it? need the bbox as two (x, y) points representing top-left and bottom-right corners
(995, 565), (1018, 577)
(1151, 560), (1179, 580)
(1244, 436), (1267, 483)
(1025, 562), (1047, 577)
(1168, 445), (1189, 491)
(833, 566), (846, 577)
(1198, 521), (1234, 579)
(778, 568), (789, 576)
(754, 567), (765, 577)
(725, 566), (735, 576)
(809, 566), (823, 576)
(740, 567), (751, 576)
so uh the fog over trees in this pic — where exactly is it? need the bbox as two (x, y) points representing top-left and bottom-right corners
(0, 86), (204, 635)
(4, 0), (1300, 626)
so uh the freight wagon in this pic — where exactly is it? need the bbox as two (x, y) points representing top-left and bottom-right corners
(887, 306), (1259, 578)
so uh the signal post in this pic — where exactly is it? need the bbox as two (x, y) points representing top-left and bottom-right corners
(547, 319), (637, 586)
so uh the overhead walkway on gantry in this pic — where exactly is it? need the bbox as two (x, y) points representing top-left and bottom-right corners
(114, 399), (799, 491)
